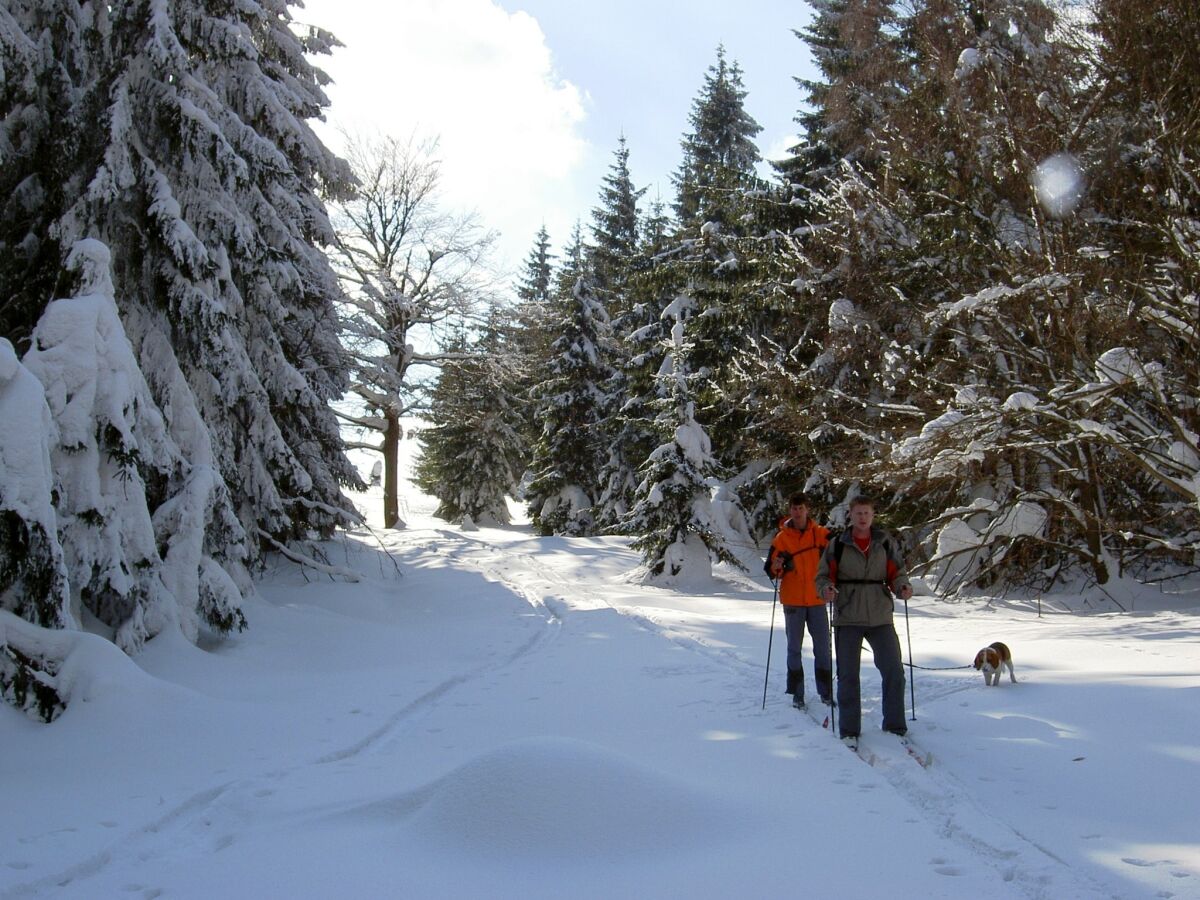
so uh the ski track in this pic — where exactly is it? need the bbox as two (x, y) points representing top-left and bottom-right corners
(1, 529), (564, 899)
(432, 529), (1121, 900)
(1, 784), (236, 899)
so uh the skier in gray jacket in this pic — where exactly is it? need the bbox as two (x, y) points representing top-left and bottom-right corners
(816, 495), (912, 741)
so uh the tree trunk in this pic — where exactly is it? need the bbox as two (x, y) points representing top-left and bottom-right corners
(383, 412), (403, 529)
(1078, 445), (1111, 585)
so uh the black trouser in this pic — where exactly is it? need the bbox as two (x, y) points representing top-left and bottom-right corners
(835, 623), (906, 737)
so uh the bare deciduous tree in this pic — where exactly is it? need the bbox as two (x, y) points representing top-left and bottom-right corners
(330, 133), (499, 528)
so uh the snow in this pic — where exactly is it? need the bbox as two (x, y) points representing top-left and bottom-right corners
(892, 408), (966, 461)
(1003, 390), (1040, 411)
(828, 296), (864, 332)
(1095, 346), (1162, 388)
(955, 47), (983, 80)
(927, 274), (1072, 326)
(4, 435), (1200, 899)
(0, 339), (59, 539)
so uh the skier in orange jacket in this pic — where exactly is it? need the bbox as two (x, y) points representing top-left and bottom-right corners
(764, 493), (831, 709)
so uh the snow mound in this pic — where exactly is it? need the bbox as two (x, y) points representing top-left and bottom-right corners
(405, 736), (740, 860)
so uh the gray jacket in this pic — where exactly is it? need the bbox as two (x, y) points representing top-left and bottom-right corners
(816, 527), (912, 628)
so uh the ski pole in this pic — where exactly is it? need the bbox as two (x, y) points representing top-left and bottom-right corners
(761, 578), (779, 710)
(903, 589), (916, 721)
(828, 596), (837, 735)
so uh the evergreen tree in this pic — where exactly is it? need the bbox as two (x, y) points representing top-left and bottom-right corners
(764, 0), (1200, 591)
(662, 49), (772, 484)
(1, 0), (359, 553)
(22, 241), (246, 652)
(0, 326), (69, 721)
(0, 1), (106, 348)
(509, 226), (557, 449)
(516, 226), (556, 306)
(525, 227), (614, 535)
(0, 339), (70, 633)
(594, 198), (678, 531)
(0, 0), (356, 717)
(673, 46), (763, 230)
(586, 138), (647, 529)
(878, 0), (1124, 588)
(777, 0), (904, 188)
(626, 293), (744, 581)
(587, 136), (645, 308)
(91, 0), (361, 547)
(413, 318), (526, 526)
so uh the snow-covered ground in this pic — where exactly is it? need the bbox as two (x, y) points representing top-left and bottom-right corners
(4, 442), (1200, 900)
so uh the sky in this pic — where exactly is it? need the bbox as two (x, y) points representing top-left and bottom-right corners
(296, 0), (815, 276)
(4, 434), (1199, 899)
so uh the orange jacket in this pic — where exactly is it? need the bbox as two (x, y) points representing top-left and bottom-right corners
(768, 518), (829, 606)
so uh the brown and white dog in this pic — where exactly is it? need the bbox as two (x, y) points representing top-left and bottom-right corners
(973, 641), (1017, 686)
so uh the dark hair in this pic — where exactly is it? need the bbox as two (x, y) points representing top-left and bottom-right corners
(848, 494), (875, 510)
(788, 492), (811, 507)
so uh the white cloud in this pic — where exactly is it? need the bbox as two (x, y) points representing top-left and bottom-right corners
(762, 130), (800, 166)
(299, 0), (593, 270)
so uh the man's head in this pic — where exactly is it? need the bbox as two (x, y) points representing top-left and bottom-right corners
(788, 492), (811, 524)
(848, 495), (875, 531)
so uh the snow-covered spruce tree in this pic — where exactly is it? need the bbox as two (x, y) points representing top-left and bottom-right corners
(679, 209), (814, 538)
(755, 1), (1112, 588)
(412, 318), (526, 526)
(586, 136), (645, 312)
(750, 0), (927, 520)
(101, 0), (360, 550)
(0, 336), (69, 631)
(1, 0), (362, 567)
(1087, 0), (1200, 522)
(738, 11), (862, 523)
(672, 46), (763, 231)
(525, 228), (614, 536)
(0, 0), (94, 347)
(516, 226), (556, 308)
(776, 0), (904, 191)
(587, 138), (650, 530)
(331, 132), (498, 529)
(816, 0), (1199, 591)
(625, 293), (744, 582)
(662, 47), (779, 485)
(508, 227), (557, 453)
(977, 0), (1200, 582)
(595, 198), (680, 532)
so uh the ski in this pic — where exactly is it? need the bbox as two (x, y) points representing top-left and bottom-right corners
(896, 734), (933, 768)
(795, 697), (833, 730)
(842, 735), (877, 766)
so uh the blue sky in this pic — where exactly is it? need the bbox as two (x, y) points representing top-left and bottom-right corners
(508, 1), (815, 187)
(299, 0), (816, 274)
